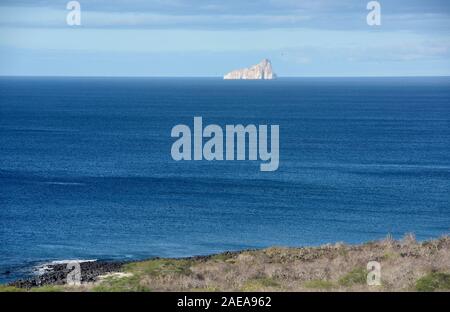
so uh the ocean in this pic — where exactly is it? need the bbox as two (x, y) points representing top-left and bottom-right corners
(0, 77), (449, 283)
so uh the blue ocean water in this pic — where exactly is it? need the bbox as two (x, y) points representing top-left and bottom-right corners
(0, 77), (449, 283)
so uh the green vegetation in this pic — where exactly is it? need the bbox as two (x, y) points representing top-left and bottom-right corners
(210, 253), (235, 262)
(93, 258), (194, 292)
(1, 236), (448, 292)
(338, 267), (367, 287)
(0, 284), (64, 292)
(303, 280), (334, 290)
(381, 251), (399, 260)
(337, 248), (348, 257)
(92, 275), (149, 292)
(124, 258), (193, 276)
(29, 285), (64, 292)
(242, 277), (280, 291)
(0, 285), (25, 292)
(415, 272), (450, 292)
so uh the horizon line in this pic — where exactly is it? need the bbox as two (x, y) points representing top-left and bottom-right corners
(1, 75), (450, 79)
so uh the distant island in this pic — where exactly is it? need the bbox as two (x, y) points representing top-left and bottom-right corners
(224, 59), (277, 80)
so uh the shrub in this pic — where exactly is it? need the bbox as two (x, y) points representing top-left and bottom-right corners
(303, 280), (334, 290)
(242, 277), (280, 291)
(338, 267), (366, 287)
(416, 272), (450, 292)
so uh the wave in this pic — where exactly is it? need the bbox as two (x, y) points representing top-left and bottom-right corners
(34, 259), (97, 276)
(0, 126), (79, 133)
(298, 162), (450, 171)
(42, 182), (85, 186)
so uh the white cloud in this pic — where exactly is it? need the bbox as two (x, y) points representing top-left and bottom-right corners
(1, 3), (448, 32)
(0, 6), (312, 29)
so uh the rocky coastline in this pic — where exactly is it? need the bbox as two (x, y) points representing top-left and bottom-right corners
(3, 236), (449, 292)
(8, 261), (126, 289)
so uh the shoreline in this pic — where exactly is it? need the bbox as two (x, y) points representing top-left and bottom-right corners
(3, 235), (450, 292)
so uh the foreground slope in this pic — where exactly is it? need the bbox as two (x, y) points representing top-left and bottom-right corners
(2, 235), (449, 292)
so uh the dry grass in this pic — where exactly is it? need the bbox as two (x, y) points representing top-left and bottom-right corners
(4, 235), (449, 292)
(86, 234), (450, 292)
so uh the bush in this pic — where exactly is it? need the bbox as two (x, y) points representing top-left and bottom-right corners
(416, 273), (450, 292)
(338, 267), (366, 287)
(303, 280), (334, 290)
(242, 277), (280, 291)
(0, 285), (25, 292)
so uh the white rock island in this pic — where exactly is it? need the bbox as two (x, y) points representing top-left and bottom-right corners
(223, 59), (277, 80)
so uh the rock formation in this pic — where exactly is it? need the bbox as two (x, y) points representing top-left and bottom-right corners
(224, 59), (277, 80)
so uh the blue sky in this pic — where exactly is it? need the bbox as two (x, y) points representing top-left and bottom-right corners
(0, 0), (449, 76)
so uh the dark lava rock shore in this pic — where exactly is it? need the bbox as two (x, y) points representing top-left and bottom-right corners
(8, 261), (126, 289)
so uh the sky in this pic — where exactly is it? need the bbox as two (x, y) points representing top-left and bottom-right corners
(0, 0), (449, 77)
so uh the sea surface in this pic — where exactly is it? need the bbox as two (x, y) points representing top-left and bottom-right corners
(1, 77), (449, 283)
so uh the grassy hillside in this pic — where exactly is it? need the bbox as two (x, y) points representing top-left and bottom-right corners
(2, 235), (449, 292)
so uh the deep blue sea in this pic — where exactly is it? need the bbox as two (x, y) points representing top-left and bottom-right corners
(1, 77), (449, 283)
